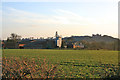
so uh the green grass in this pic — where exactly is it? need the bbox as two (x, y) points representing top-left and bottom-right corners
(2, 49), (119, 78)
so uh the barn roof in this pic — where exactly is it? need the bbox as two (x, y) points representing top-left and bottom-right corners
(19, 44), (25, 47)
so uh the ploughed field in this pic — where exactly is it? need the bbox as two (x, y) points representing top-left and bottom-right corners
(2, 49), (119, 78)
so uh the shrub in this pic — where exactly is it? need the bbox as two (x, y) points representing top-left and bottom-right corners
(2, 57), (62, 79)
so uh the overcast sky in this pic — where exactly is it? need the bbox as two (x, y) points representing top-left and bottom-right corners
(1, 0), (119, 40)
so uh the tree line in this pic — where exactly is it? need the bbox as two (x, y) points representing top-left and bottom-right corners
(2, 33), (120, 50)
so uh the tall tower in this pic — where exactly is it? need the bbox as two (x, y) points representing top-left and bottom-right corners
(55, 31), (58, 47)
(55, 31), (58, 38)
(55, 31), (62, 48)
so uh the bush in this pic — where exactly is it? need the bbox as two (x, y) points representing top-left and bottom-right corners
(2, 57), (62, 79)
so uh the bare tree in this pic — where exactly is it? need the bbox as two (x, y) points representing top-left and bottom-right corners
(7, 33), (21, 42)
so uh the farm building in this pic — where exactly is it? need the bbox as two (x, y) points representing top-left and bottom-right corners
(19, 39), (55, 49)
(73, 42), (84, 49)
(3, 31), (62, 49)
(4, 41), (19, 49)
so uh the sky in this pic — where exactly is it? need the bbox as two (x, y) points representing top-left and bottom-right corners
(1, 0), (119, 40)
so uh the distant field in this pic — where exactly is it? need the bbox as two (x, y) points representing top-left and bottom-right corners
(2, 49), (119, 78)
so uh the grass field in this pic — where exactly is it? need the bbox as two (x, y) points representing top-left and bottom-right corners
(2, 49), (119, 78)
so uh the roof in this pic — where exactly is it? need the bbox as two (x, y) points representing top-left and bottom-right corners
(19, 44), (25, 47)
(1, 42), (4, 44)
(30, 40), (36, 42)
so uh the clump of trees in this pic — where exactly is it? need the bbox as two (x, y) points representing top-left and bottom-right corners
(7, 33), (21, 42)
(62, 39), (119, 51)
(4, 33), (21, 49)
(74, 40), (119, 50)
